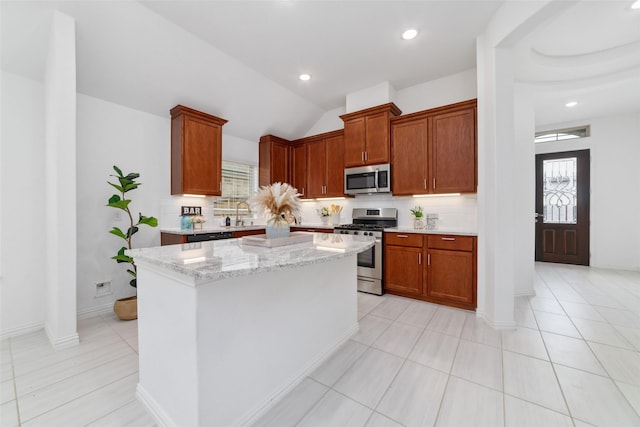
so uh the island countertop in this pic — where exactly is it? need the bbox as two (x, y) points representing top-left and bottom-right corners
(127, 232), (374, 283)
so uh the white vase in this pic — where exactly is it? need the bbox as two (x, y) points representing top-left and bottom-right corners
(330, 213), (341, 225)
(266, 215), (290, 239)
(320, 216), (329, 225)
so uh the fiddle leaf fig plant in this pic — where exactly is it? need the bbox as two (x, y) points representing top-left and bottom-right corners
(107, 165), (158, 288)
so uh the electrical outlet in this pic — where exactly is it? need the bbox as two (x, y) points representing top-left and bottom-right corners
(95, 281), (112, 297)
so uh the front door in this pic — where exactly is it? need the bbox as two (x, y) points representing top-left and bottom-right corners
(535, 150), (590, 265)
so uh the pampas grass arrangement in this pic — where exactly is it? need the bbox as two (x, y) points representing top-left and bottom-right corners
(248, 182), (301, 224)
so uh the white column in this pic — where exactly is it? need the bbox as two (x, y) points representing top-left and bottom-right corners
(44, 11), (79, 349)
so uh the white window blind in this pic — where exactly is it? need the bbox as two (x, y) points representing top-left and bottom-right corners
(213, 161), (257, 217)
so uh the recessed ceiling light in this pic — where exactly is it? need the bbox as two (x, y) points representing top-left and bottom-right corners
(402, 29), (418, 40)
(565, 101), (578, 108)
(631, 0), (640, 10)
(299, 73), (311, 81)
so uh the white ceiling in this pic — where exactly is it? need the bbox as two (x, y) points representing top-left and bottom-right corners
(1, 0), (639, 139)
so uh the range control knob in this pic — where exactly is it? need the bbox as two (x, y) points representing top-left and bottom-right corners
(353, 231), (359, 235)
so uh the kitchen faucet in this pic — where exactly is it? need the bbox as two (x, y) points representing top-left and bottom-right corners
(235, 201), (250, 226)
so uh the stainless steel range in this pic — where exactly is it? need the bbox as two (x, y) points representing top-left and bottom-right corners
(334, 208), (398, 295)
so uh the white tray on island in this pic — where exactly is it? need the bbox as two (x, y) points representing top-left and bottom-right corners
(240, 231), (314, 247)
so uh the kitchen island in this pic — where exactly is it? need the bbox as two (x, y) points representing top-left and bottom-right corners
(127, 233), (374, 427)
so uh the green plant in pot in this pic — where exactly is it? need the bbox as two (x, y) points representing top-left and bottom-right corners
(107, 165), (158, 320)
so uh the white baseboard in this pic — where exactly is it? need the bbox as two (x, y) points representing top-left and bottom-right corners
(0, 321), (44, 340)
(137, 383), (177, 427)
(514, 289), (535, 298)
(77, 302), (114, 320)
(476, 312), (517, 330)
(45, 326), (80, 350)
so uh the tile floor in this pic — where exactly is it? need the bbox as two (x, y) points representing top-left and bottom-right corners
(1, 262), (640, 426)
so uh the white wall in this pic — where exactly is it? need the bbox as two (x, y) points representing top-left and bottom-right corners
(535, 113), (640, 271)
(1, 72), (47, 338)
(76, 94), (170, 317)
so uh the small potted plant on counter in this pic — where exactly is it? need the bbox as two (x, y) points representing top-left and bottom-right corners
(410, 206), (424, 230)
(317, 206), (330, 225)
(107, 165), (158, 320)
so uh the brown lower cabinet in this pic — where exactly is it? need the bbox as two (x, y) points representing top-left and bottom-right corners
(384, 232), (477, 310)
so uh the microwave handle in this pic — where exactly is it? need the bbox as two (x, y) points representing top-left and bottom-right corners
(374, 169), (379, 190)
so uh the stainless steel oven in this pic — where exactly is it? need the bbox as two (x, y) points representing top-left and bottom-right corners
(334, 208), (397, 295)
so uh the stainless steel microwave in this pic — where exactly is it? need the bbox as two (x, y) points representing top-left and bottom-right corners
(344, 164), (391, 195)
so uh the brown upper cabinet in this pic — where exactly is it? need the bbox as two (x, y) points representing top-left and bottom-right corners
(259, 135), (290, 187)
(171, 105), (228, 196)
(303, 130), (345, 198)
(290, 143), (307, 198)
(391, 99), (477, 195)
(340, 103), (402, 167)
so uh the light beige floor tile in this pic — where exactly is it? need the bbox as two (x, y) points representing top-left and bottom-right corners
(614, 325), (640, 351)
(595, 306), (640, 329)
(533, 311), (581, 338)
(514, 307), (538, 329)
(408, 330), (459, 373)
(616, 381), (640, 417)
(451, 339), (502, 391)
(529, 296), (565, 315)
(555, 364), (640, 427)
(18, 352), (139, 422)
(461, 315), (501, 348)
(542, 332), (607, 376)
(502, 327), (549, 360)
(435, 377), (503, 427)
(588, 342), (640, 386)
(297, 389), (371, 427)
(504, 395), (573, 427)
(369, 297), (412, 321)
(357, 293), (384, 316)
(572, 420), (597, 427)
(21, 373), (139, 427)
(310, 340), (367, 387)
(86, 400), (156, 427)
(503, 351), (567, 414)
(15, 340), (134, 397)
(559, 301), (606, 322)
(372, 322), (422, 358)
(377, 361), (448, 427)
(351, 315), (393, 346)
(572, 317), (635, 349)
(1, 400), (19, 427)
(334, 348), (403, 408)
(550, 286), (588, 304)
(395, 301), (437, 328)
(365, 412), (403, 427)
(253, 378), (328, 427)
(1, 379), (15, 405)
(426, 307), (467, 337)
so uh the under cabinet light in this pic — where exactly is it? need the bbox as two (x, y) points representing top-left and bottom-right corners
(183, 194), (207, 198)
(413, 193), (461, 198)
(315, 197), (347, 201)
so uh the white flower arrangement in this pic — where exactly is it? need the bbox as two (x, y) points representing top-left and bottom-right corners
(248, 182), (301, 223)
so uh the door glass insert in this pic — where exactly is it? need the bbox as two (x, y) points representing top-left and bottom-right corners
(543, 157), (577, 224)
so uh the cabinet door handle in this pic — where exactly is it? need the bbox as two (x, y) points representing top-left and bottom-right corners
(365, 151), (368, 161)
(397, 235), (409, 238)
(433, 178), (436, 189)
(423, 179), (427, 189)
(441, 237), (456, 241)
(361, 152), (365, 162)
(418, 253), (422, 264)
(427, 253), (431, 265)
(301, 187), (305, 196)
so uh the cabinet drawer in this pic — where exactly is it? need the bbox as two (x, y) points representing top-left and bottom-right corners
(427, 235), (474, 251)
(385, 233), (423, 247)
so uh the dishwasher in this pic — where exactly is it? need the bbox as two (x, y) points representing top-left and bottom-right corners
(185, 231), (233, 243)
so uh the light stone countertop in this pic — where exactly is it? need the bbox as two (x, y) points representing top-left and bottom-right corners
(128, 233), (374, 283)
(160, 223), (335, 235)
(384, 227), (477, 236)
